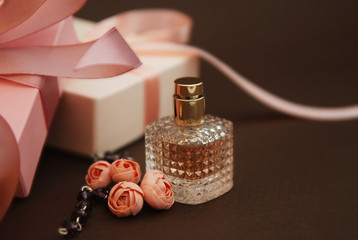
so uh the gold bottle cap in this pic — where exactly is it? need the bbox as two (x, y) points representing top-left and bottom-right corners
(174, 77), (205, 126)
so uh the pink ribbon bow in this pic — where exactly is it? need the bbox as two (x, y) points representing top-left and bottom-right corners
(0, 0), (141, 212)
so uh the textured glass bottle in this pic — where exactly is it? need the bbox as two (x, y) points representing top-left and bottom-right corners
(145, 77), (233, 204)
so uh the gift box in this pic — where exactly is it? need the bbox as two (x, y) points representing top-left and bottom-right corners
(47, 15), (200, 156)
(0, 0), (140, 199)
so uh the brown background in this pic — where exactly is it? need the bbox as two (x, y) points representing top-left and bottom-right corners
(1, 0), (358, 239)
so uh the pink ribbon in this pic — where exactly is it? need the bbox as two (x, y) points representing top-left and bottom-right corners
(131, 66), (160, 126)
(87, 8), (358, 121)
(0, 0), (141, 78)
(84, 9), (192, 45)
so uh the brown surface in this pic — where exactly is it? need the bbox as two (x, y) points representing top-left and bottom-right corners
(1, 0), (358, 239)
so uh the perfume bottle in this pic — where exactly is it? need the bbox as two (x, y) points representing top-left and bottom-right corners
(145, 77), (233, 204)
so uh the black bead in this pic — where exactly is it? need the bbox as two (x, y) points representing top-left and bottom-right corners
(92, 154), (101, 162)
(77, 190), (93, 201)
(93, 187), (109, 200)
(75, 200), (92, 212)
(104, 151), (118, 162)
(122, 151), (133, 160)
(71, 209), (88, 224)
(104, 150), (115, 156)
(63, 220), (81, 236)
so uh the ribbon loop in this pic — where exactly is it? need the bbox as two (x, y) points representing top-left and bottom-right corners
(84, 9), (192, 45)
(0, 28), (140, 79)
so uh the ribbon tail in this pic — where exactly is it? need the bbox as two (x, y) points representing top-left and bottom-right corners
(134, 42), (358, 121)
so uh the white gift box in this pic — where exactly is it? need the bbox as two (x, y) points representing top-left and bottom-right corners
(47, 18), (200, 155)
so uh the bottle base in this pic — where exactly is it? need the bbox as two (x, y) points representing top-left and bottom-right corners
(167, 172), (233, 205)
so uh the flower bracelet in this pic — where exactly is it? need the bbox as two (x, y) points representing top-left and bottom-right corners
(58, 152), (174, 237)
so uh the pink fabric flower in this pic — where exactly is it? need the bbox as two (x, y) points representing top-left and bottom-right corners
(85, 160), (112, 190)
(140, 170), (174, 210)
(110, 159), (141, 184)
(108, 181), (144, 217)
